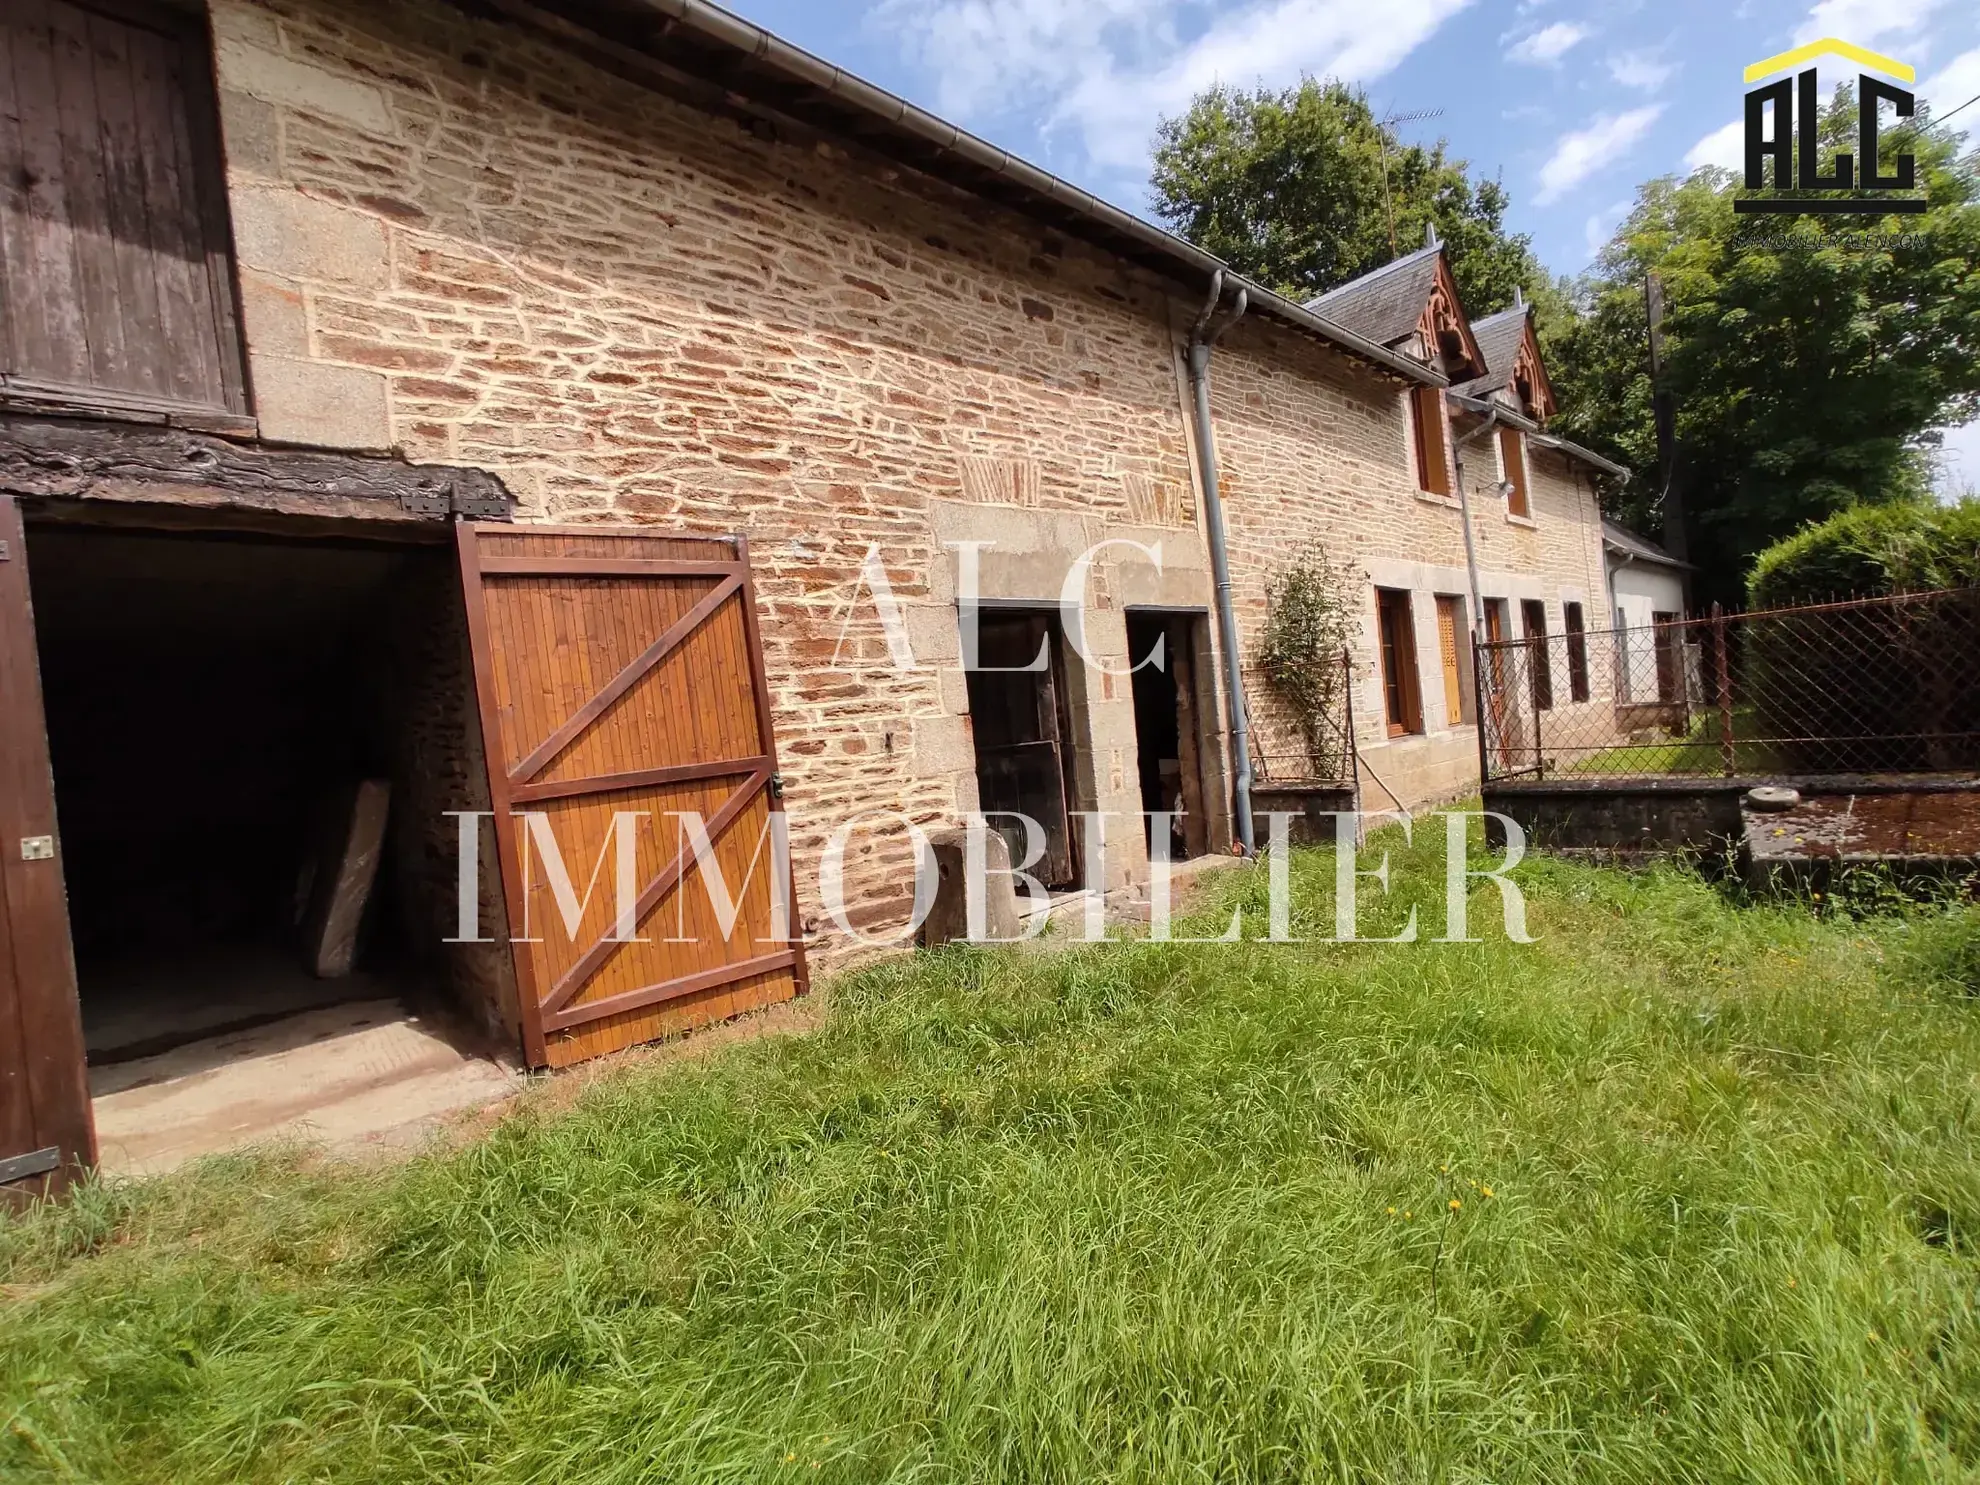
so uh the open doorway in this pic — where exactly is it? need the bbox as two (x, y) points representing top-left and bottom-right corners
(23, 521), (515, 1169)
(1127, 610), (1212, 861)
(963, 608), (1081, 888)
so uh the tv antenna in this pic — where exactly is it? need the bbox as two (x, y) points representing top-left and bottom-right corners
(1376, 107), (1446, 256)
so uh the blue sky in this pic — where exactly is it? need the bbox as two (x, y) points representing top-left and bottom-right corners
(723, 0), (1980, 486)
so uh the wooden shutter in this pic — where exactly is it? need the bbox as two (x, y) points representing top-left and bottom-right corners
(1435, 595), (1464, 726)
(1412, 387), (1450, 496)
(1522, 598), (1553, 710)
(458, 524), (806, 1069)
(0, 1), (247, 425)
(1499, 428), (1530, 517)
(0, 496), (94, 1203)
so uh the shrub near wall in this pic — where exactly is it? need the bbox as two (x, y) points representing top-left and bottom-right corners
(1745, 501), (1980, 771)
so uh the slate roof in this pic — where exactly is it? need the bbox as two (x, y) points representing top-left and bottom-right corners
(1451, 307), (1530, 400)
(1603, 519), (1690, 569)
(1301, 244), (1443, 348)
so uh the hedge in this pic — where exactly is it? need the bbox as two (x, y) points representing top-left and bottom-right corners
(1748, 498), (1980, 607)
(1744, 501), (1980, 772)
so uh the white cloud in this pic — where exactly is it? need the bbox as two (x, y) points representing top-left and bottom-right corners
(1505, 21), (1589, 66)
(1583, 198), (1630, 260)
(1608, 50), (1674, 91)
(1791, 0), (1943, 50)
(1684, 118), (1744, 172)
(881, 0), (1475, 175)
(1535, 105), (1664, 205)
(1919, 46), (1980, 142)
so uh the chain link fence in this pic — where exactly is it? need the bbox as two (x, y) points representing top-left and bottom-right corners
(1476, 588), (1980, 782)
(1247, 646), (1358, 787)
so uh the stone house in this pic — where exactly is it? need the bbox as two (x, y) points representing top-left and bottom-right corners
(1300, 238), (1630, 806)
(0, 0), (1624, 1188)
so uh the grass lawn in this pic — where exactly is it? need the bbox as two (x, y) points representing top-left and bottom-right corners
(5, 825), (1980, 1483)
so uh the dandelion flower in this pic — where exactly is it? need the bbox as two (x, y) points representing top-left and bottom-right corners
(786, 1454), (797, 1464)
(1386, 1206), (1397, 1216)
(1403, 1210), (1413, 1220)
(1449, 1198), (1462, 1211)
(1481, 1185), (1495, 1198)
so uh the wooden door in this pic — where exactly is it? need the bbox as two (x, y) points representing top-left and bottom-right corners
(0, 496), (94, 1202)
(964, 612), (1077, 888)
(0, 1), (247, 425)
(1652, 612), (1681, 704)
(458, 524), (806, 1069)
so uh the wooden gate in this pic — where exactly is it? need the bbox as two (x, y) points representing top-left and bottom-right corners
(0, 495), (94, 1202)
(457, 525), (805, 1068)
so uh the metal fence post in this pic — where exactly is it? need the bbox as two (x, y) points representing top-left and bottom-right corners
(1339, 644), (1358, 805)
(1712, 601), (1736, 777)
(1528, 636), (1544, 775)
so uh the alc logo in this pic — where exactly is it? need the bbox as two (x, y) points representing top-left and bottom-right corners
(1738, 39), (1925, 215)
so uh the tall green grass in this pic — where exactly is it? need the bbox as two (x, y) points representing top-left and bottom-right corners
(4, 826), (1979, 1483)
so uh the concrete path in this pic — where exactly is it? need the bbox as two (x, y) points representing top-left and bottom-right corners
(90, 1000), (523, 1177)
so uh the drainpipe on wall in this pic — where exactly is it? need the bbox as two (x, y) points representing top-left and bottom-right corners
(1185, 269), (1255, 856)
(1451, 406), (1503, 793)
(1450, 406), (1503, 640)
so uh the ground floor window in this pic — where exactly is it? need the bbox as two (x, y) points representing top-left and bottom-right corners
(1521, 598), (1553, 710)
(1375, 587), (1423, 737)
(1564, 601), (1591, 702)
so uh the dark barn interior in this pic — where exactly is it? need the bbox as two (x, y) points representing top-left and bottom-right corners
(23, 523), (500, 1066)
(1127, 611), (1210, 861)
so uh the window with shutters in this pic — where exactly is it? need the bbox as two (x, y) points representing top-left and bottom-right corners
(1521, 598), (1553, 710)
(1375, 587), (1423, 737)
(1434, 594), (1467, 726)
(1563, 601), (1590, 702)
(1410, 387), (1450, 496)
(0, 1), (248, 428)
(1499, 428), (1530, 518)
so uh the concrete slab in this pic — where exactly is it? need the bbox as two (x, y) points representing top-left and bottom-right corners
(1746, 788), (1980, 862)
(90, 1000), (523, 1177)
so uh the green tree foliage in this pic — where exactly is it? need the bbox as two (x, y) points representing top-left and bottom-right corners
(1545, 87), (1980, 603)
(1151, 79), (1539, 313)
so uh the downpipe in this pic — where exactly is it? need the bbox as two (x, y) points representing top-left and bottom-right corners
(1186, 270), (1256, 855)
(1451, 405), (1502, 642)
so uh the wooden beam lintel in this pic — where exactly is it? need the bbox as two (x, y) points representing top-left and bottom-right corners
(0, 416), (516, 521)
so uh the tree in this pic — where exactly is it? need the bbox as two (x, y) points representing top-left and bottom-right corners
(1545, 86), (1980, 604)
(1151, 79), (1538, 313)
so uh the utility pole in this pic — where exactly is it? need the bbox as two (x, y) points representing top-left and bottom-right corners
(1644, 271), (1686, 562)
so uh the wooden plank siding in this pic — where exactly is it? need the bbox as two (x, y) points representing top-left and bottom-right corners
(459, 525), (806, 1068)
(0, 0), (246, 425)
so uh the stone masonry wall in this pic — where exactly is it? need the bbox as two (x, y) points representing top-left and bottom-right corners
(208, 0), (1216, 950)
(204, 0), (1618, 951)
(1202, 320), (1613, 809)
